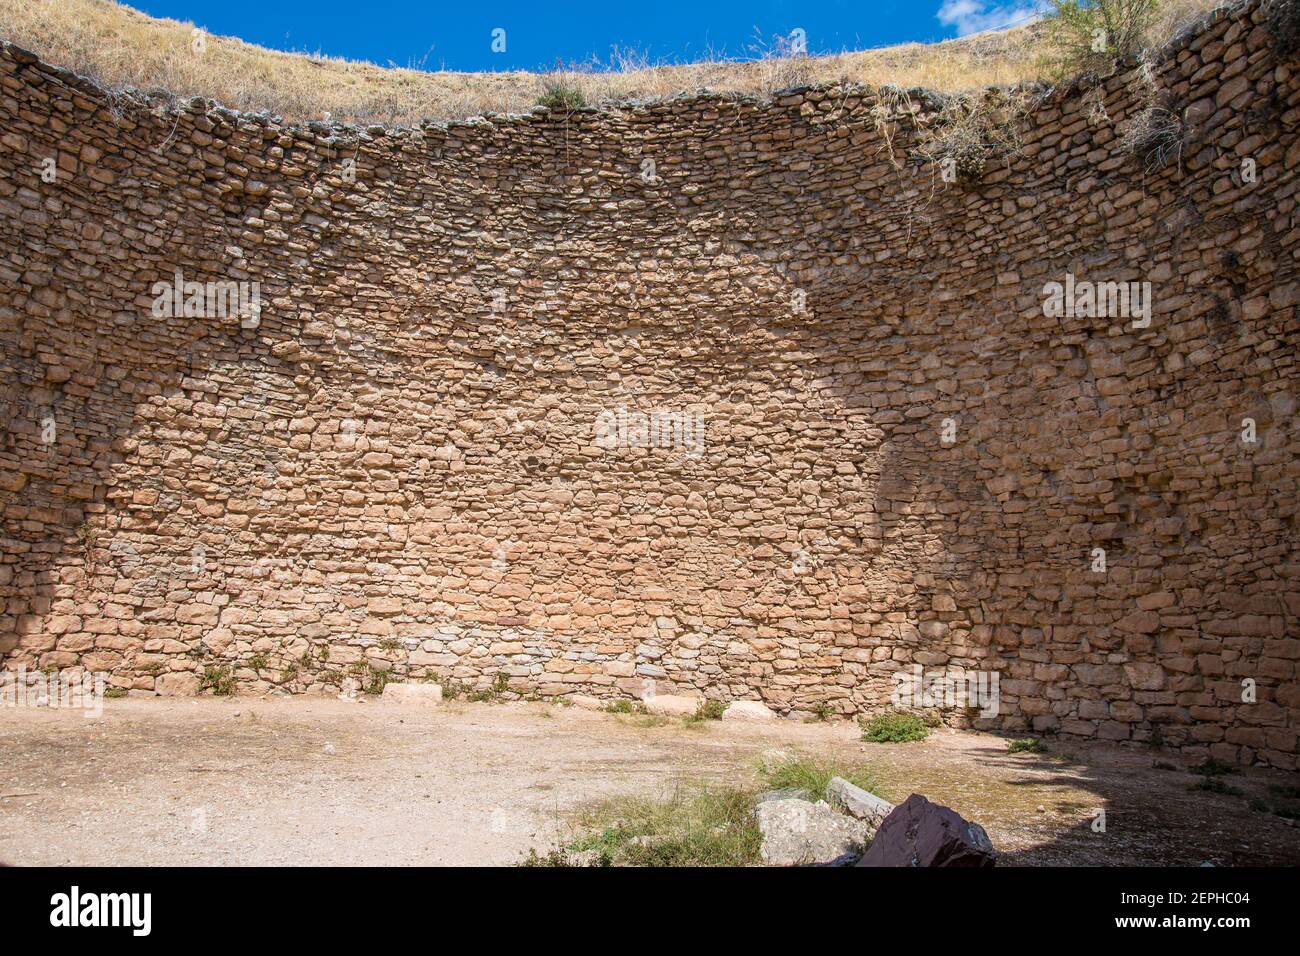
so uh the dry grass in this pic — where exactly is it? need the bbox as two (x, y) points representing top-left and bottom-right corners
(911, 87), (1035, 182)
(520, 753), (880, 867)
(1150, 0), (1239, 43)
(1036, 0), (1227, 80)
(0, 0), (1225, 125)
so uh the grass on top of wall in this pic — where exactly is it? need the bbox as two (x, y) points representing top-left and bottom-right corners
(0, 0), (1222, 126)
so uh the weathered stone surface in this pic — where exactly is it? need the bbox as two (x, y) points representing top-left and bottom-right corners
(568, 694), (603, 711)
(642, 694), (702, 717)
(856, 794), (997, 868)
(755, 797), (870, 866)
(825, 777), (894, 834)
(155, 672), (201, 697)
(380, 682), (443, 705)
(722, 700), (777, 722)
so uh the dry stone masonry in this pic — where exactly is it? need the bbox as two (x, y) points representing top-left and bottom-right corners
(1, 1), (1296, 767)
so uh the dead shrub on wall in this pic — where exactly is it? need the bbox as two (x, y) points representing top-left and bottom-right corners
(914, 88), (1032, 185)
(1119, 59), (1184, 173)
(1120, 101), (1184, 171)
(869, 85), (922, 168)
(1263, 0), (1300, 56)
(748, 30), (815, 96)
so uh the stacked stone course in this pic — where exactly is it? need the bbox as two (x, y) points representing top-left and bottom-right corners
(1, 0), (1296, 766)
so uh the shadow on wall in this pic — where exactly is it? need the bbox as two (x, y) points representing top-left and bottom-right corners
(0, 320), (300, 673)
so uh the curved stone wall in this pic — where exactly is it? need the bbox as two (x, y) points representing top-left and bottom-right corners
(1, 0), (1296, 766)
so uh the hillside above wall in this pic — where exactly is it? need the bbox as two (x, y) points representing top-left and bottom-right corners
(0, 0), (1224, 124)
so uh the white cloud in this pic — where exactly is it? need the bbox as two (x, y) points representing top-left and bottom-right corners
(937, 0), (1044, 37)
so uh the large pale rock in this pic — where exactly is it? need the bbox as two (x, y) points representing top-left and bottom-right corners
(642, 694), (701, 717)
(825, 777), (894, 834)
(155, 672), (201, 697)
(856, 794), (996, 867)
(755, 796), (870, 866)
(567, 694), (603, 711)
(381, 682), (443, 705)
(722, 700), (777, 722)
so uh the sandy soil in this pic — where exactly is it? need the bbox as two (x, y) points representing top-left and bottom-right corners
(1, 697), (1297, 866)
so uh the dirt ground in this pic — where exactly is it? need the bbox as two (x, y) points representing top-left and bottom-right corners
(1, 696), (1297, 866)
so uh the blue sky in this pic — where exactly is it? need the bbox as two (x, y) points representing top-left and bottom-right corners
(130, 0), (1043, 72)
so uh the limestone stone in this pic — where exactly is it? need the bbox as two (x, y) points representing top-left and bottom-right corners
(722, 700), (777, 722)
(755, 797), (870, 866)
(155, 672), (201, 697)
(825, 777), (895, 834)
(642, 694), (702, 717)
(381, 682), (443, 705)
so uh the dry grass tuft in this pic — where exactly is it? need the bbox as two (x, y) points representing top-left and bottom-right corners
(1120, 101), (1186, 171)
(1263, 0), (1300, 55)
(519, 753), (881, 867)
(1116, 57), (1186, 173)
(0, 0), (1225, 125)
(913, 88), (1035, 183)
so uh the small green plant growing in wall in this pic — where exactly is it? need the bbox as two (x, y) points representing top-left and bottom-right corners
(200, 664), (235, 696)
(362, 664), (389, 696)
(860, 711), (930, 743)
(465, 672), (511, 702)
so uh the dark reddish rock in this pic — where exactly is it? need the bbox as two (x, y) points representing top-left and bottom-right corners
(856, 794), (996, 867)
